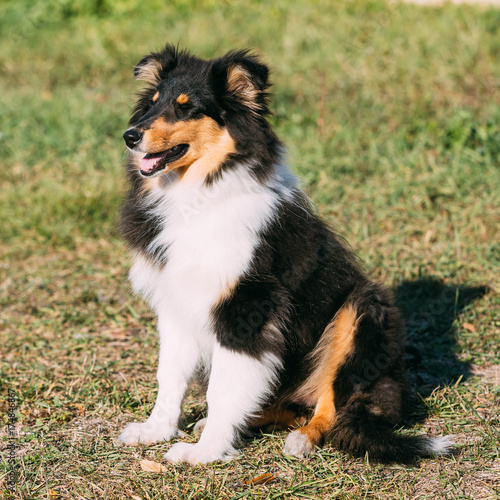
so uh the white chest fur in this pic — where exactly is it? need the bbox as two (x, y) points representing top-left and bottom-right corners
(129, 167), (285, 335)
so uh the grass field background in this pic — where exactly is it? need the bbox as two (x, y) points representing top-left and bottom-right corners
(1, 0), (499, 498)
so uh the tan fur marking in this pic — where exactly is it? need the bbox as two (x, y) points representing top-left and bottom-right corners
(152, 91), (160, 102)
(142, 116), (236, 182)
(294, 304), (358, 405)
(214, 279), (239, 306)
(135, 60), (162, 85)
(182, 126), (235, 183)
(297, 394), (335, 446)
(249, 408), (307, 430)
(292, 304), (359, 445)
(226, 65), (261, 113)
(176, 93), (189, 105)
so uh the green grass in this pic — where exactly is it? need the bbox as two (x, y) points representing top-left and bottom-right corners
(1, 0), (499, 498)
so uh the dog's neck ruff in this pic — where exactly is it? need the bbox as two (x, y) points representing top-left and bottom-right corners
(128, 161), (297, 319)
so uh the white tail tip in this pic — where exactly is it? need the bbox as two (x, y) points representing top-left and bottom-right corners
(427, 435), (455, 455)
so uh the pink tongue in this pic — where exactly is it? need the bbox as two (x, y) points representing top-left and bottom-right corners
(140, 155), (161, 173)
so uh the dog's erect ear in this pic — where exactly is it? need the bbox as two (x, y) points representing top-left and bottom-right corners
(134, 44), (179, 85)
(212, 50), (270, 114)
(134, 55), (163, 84)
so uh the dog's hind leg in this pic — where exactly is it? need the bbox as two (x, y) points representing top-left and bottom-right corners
(119, 313), (202, 446)
(284, 303), (358, 457)
(284, 394), (336, 457)
(165, 345), (281, 464)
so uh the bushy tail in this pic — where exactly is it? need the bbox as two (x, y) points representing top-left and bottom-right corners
(328, 400), (455, 463)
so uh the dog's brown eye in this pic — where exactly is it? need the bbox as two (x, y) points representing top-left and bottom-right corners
(152, 91), (160, 103)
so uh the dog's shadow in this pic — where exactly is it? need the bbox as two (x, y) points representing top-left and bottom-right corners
(394, 277), (488, 424)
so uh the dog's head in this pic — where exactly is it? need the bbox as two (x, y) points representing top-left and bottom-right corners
(123, 44), (273, 181)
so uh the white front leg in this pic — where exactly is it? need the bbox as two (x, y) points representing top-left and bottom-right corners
(119, 314), (201, 446)
(165, 346), (280, 464)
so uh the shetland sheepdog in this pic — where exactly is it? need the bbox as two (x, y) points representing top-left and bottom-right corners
(118, 44), (453, 464)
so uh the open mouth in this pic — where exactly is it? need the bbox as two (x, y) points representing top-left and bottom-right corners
(139, 144), (189, 176)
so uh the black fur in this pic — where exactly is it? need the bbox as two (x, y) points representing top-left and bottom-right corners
(213, 193), (363, 389)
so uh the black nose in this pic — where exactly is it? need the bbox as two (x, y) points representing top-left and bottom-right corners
(123, 128), (143, 149)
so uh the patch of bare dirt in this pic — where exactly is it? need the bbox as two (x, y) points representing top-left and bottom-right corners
(471, 364), (500, 386)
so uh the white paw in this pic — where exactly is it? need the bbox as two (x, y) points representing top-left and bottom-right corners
(283, 430), (316, 458)
(164, 442), (237, 465)
(118, 421), (177, 446)
(192, 418), (207, 437)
